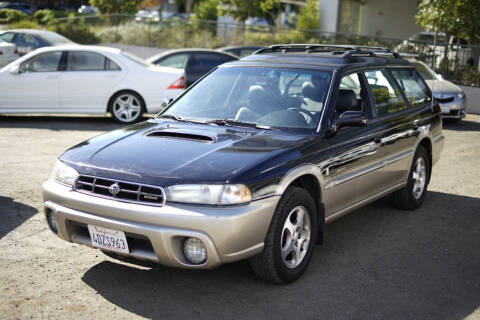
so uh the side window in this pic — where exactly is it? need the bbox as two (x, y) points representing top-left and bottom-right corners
(155, 53), (189, 69)
(190, 53), (224, 73)
(364, 70), (405, 116)
(390, 69), (431, 107)
(16, 33), (38, 46)
(0, 32), (15, 42)
(106, 58), (121, 71)
(20, 52), (62, 73)
(336, 73), (369, 115)
(66, 51), (106, 71)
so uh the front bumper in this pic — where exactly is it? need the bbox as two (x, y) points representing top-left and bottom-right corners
(43, 179), (279, 269)
(440, 98), (468, 119)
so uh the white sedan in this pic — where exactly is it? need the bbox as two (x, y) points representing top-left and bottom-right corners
(0, 39), (20, 67)
(0, 45), (185, 123)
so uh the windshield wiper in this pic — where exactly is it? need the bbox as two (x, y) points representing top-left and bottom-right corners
(157, 114), (184, 121)
(157, 114), (207, 124)
(207, 119), (272, 130)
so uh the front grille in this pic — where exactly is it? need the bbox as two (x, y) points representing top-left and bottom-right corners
(436, 96), (455, 103)
(74, 175), (166, 206)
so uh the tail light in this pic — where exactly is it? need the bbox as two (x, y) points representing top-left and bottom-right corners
(168, 76), (185, 89)
(14, 49), (18, 54)
(0, 50), (3, 55)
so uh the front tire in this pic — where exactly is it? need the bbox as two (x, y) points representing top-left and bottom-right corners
(392, 145), (429, 210)
(250, 187), (318, 284)
(109, 91), (145, 124)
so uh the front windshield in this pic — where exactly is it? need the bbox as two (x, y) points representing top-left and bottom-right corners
(412, 62), (437, 80)
(160, 66), (332, 131)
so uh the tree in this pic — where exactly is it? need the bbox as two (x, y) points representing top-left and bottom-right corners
(218, 0), (280, 23)
(296, 0), (318, 30)
(89, 0), (142, 14)
(416, 0), (480, 43)
(194, 0), (219, 21)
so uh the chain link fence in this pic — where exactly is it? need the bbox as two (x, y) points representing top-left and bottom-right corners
(38, 13), (480, 87)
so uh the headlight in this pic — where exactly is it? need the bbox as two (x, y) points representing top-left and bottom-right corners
(52, 160), (79, 186)
(165, 184), (251, 205)
(457, 92), (465, 99)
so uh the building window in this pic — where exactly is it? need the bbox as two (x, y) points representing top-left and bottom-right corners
(338, 0), (364, 34)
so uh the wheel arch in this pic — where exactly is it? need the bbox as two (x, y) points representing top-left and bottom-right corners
(280, 171), (324, 244)
(418, 137), (433, 184)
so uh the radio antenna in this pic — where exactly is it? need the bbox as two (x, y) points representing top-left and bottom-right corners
(431, 26), (437, 110)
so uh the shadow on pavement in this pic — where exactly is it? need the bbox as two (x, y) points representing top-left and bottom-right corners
(0, 115), (153, 132)
(82, 191), (480, 320)
(443, 118), (480, 132)
(0, 196), (38, 239)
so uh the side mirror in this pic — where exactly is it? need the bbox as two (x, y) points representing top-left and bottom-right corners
(9, 65), (20, 75)
(161, 97), (173, 108)
(436, 74), (444, 80)
(328, 111), (367, 136)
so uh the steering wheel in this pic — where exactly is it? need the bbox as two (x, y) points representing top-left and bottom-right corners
(286, 107), (316, 120)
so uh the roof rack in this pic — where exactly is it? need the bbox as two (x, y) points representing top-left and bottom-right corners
(254, 44), (400, 58)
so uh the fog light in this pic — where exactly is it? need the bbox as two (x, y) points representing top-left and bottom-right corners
(46, 209), (58, 234)
(183, 237), (207, 264)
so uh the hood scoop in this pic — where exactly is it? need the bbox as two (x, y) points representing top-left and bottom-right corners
(146, 130), (216, 143)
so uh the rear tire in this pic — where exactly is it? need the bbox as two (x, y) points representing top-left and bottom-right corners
(250, 187), (317, 284)
(392, 145), (429, 210)
(109, 91), (145, 124)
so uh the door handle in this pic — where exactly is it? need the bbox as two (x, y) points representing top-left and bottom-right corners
(45, 75), (58, 80)
(106, 75), (118, 78)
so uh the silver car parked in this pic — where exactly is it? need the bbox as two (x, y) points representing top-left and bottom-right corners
(409, 59), (468, 120)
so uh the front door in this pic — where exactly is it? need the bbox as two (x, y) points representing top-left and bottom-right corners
(322, 72), (386, 217)
(0, 51), (62, 112)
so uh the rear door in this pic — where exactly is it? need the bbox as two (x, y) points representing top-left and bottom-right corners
(59, 51), (123, 113)
(0, 51), (62, 112)
(364, 68), (421, 189)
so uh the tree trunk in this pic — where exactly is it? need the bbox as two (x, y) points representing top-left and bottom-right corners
(186, 0), (193, 17)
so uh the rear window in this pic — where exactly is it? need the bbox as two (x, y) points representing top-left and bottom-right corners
(390, 69), (431, 107)
(365, 70), (406, 116)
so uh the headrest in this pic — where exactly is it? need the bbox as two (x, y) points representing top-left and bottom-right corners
(302, 81), (316, 100)
(248, 85), (268, 106)
(336, 89), (357, 112)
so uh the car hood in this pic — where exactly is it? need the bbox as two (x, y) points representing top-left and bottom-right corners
(425, 79), (461, 94)
(60, 120), (307, 186)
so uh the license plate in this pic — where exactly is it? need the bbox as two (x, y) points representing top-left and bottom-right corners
(441, 107), (450, 114)
(87, 225), (129, 254)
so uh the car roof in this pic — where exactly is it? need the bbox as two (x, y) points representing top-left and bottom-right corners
(1, 29), (59, 35)
(151, 48), (237, 58)
(228, 44), (412, 72)
(28, 45), (123, 55)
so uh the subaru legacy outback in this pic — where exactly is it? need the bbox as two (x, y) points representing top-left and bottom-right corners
(43, 44), (444, 283)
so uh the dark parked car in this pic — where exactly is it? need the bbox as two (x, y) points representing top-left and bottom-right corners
(0, 29), (74, 55)
(218, 45), (265, 58)
(0, 2), (34, 14)
(147, 49), (238, 87)
(43, 44), (444, 284)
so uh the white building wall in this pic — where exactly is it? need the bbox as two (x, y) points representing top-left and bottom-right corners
(319, 0), (340, 33)
(360, 0), (422, 38)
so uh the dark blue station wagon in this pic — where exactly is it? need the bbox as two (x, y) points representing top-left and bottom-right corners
(43, 44), (444, 283)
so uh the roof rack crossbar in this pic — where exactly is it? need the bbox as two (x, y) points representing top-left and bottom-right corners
(254, 44), (400, 58)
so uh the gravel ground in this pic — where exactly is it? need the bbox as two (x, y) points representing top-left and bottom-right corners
(0, 114), (479, 320)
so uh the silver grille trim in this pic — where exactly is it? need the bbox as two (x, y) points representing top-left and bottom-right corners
(74, 175), (166, 207)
